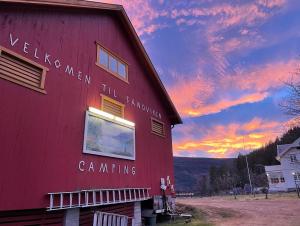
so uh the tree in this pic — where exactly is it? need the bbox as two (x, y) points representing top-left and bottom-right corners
(281, 81), (300, 123)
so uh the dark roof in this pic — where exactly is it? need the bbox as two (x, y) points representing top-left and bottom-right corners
(0, 0), (182, 124)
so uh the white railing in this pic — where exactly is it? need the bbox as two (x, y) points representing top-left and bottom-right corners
(93, 211), (130, 226)
(47, 188), (151, 211)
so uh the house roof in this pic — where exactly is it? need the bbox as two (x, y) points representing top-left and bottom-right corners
(0, 0), (182, 125)
(277, 137), (300, 159)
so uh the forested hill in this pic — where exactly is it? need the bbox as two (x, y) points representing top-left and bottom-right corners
(238, 126), (300, 169)
(173, 127), (300, 194)
(173, 157), (234, 192)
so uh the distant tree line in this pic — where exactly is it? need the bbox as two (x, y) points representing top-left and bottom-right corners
(197, 127), (300, 196)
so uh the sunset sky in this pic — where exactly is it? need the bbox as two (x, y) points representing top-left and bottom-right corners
(100, 0), (300, 158)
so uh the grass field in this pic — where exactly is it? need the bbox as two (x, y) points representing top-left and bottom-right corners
(157, 204), (213, 226)
(176, 193), (300, 226)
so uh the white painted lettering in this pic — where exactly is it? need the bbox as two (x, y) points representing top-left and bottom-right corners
(88, 162), (95, 172)
(44, 53), (51, 65)
(99, 163), (108, 173)
(124, 165), (129, 174)
(102, 83), (107, 92)
(23, 42), (29, 54)
(85, 75), (91, 84)
(65, 65), (74, 76)
(131, 99), (135, 106)
(54, 59), (61, 69)
(77, 71), (82, 80)
(9, 33), (19, 46)
(34, 48), (39, 59)
(132, 167), (136, 175)
(112, 164), (116, 173)
(78, 160), (85, 172)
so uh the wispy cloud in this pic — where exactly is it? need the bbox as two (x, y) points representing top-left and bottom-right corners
(173, 117), (285, 158)
(167, 0), (287, 77)
(225, 60), (297, 92)
(168, 59), (296, 117)
(97, 0), (165, 36)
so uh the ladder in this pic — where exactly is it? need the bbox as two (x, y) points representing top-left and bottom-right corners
(47, 187), (151, 211)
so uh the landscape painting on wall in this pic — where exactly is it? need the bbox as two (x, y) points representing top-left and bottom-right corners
(83, 112), (135, 160)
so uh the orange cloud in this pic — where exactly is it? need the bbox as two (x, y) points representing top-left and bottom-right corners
(167, 77), (215, 117)
(173, 118), (285, 158)
(186, 92), (268, 117)
(242, 117), (281, 131)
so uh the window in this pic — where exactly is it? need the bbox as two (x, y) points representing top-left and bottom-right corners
(151, 118), (165, 137)
(83, 108), (135, 160)
(290, 154), (297, 163)
(271, 178), (279, 184)
(101, 95), (124, 118)
(280, 177), (285, 183)
(96, 44), (128, 82)
(293, 172), (300, 181)
(0, 46), (48, 94)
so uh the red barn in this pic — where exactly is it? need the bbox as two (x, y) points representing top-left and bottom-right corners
(0, 0), (182, 225)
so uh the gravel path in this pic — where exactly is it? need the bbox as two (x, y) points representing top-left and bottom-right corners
(177, 194), (300, 226)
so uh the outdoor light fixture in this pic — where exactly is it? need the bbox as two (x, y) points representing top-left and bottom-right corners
(88, 107), (135, 127)
(89, 107), (114, 120)
(115, 116), (135, 127)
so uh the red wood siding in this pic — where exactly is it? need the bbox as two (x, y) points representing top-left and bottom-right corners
(0, 209), (64, 226)
(0, 3), (175, 211)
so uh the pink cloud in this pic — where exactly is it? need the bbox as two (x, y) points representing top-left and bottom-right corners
(167, 59), (297, 117)
(97, 0), (163, 36)
(224, 59), (298, 92)
(167, 77), (268, 117)
(167, 77), (215, 117)
(256, 0), (286, 8)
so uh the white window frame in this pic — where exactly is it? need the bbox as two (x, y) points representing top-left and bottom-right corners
(290, 154), (297, 163)
(83, 110), (136, 161)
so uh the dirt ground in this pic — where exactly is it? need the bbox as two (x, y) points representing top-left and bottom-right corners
(177, 193), (300, 226)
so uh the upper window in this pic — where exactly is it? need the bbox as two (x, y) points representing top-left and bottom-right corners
(0, 46), (48, 94)
(96, 44), (128, 82)
(290, 154), (297, 163)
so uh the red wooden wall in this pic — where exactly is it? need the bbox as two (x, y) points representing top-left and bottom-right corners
(0, 3), (175, 211)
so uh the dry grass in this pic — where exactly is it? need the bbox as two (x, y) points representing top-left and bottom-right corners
(157, 204), (213, 226)
(177, 193), (300, 226)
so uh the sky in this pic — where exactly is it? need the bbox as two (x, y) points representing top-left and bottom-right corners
(99, 0), (300, 158)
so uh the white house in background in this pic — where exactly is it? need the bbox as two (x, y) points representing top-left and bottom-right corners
(265, 165), (286, 191)
(265, 137), (300, 192)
